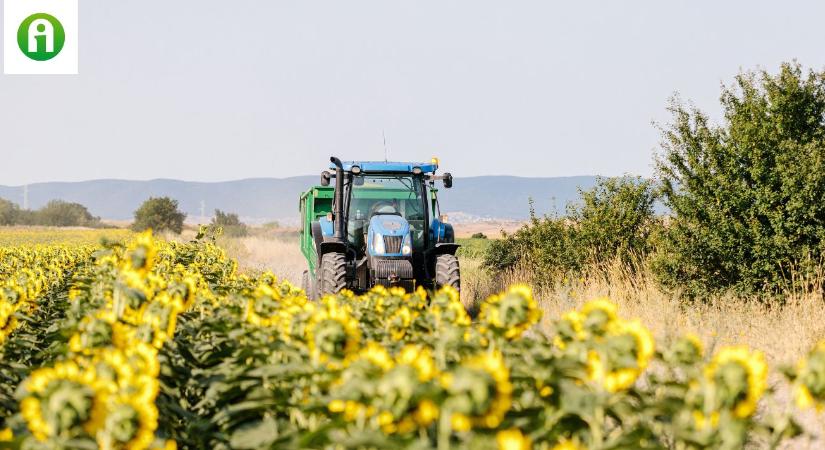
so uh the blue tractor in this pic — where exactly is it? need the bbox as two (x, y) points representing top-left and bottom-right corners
(299, 157), (459, 298)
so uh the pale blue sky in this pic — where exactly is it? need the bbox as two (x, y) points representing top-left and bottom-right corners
(1, 0), (823, 185)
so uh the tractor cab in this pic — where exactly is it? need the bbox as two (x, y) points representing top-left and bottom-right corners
(299, 157), (459, 298)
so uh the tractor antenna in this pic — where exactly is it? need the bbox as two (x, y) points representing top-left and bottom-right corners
(382, 129), (388, 162)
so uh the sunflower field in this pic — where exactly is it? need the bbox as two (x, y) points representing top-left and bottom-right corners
(1, 230), (825, 450)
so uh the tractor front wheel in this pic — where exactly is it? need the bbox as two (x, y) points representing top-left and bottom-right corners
(435, 254), (460, 292)
(318, 252), (347, 296)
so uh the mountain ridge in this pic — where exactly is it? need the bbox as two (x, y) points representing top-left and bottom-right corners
(0, 176), (600, 223)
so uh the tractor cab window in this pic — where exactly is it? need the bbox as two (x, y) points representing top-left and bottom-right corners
(347, 175), (427, 251)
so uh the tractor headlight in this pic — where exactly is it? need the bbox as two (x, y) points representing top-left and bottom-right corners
(372, 232), (385, 255)
(401, 234), (412, 256)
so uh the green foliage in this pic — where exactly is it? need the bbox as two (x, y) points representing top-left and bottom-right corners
(471, 232), (487, 239)
(132, 197), (186, 234)
(568, 176), (658, 266)
(35, 200), (101, 227)
(0, 198), (21, 225)
(655, 62), (825, 296)
(0, 198), (101, 227)
(483, 177), (658, 280)
(210, 209), (248, 237)
(456, 237), (493, 259)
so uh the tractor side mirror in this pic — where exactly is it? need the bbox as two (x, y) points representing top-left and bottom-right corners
(321, 171), (331, 187)
(443, 172), (453, 189)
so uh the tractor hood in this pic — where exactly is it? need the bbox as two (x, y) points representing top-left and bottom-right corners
(367, 215), (412, 257)
(369, 215), (410, 237)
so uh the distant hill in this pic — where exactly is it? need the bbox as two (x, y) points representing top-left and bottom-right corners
(0, 176), (599, 224)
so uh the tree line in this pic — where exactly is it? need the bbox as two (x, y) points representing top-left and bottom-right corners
(0, 196), (248, 236)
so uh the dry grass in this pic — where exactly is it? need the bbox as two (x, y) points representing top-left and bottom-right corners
(218, 229), (306, 284)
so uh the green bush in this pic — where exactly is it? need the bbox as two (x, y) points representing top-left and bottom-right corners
(568, 176), (659, 267)
(210, 209), (248, 237)
(132, 197), (186, 234)
(483, 177), (658, 280)
(655, 62), (825, 296)
(471, 232), (487, 239)
(35, 200), (101, 227)
(0, 198), (102, 227)
(0, 198), (21, 226)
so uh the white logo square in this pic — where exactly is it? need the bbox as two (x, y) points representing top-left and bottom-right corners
(3, 0), (78, 74)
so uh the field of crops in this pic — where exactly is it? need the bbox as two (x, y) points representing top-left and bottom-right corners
(1, 230), (825, 449)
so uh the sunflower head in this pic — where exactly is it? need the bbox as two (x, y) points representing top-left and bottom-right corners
(442, 351), (512, 430)
(478, 284), (541, 339)
(306, 301), (361, 367)
(794, 341), (825, 410)
(123, 231), (157, 275)
(20, 362), (114, 442)
(95, 395), (157, 450)
(371, 347), (440, 435)
(496, 428), (531, 450)
(666, 333), (704, 366)
(581, 298), (618, 336)
(704, 346), (767, 418)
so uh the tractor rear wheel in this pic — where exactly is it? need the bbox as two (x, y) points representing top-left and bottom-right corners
(319, 252), (347, 296)
(301, 270), (317, 300)
(435, 254), (460, 292)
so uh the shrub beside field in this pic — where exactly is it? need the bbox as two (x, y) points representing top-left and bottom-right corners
(1, 232), (825, 449)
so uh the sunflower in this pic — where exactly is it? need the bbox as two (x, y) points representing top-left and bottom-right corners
(305, 299), (362, 367)
(580, 298), (618, 336)
(123, 231), (157, 276)
(553, 310), (585, 349)
(442, 351), (513, 431)
(20, 361), (116, 442)
(478, 284), (541, 339)
(430, 286), (471, 327)
(387, 306), (416, 341)
(369, 345), (440, 434)
(794, 341), (825, 411)
(94, 394), (158, 450)
(550, 438), (587, 450)
(704, 345), (767, 418)
(497, 428), (531, 450)
(586, 319), (654, 392)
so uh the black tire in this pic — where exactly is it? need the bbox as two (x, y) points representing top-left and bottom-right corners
(301, 270), (318, 300)
(435, 254), (460, 292)
(319, 252), (347, 296)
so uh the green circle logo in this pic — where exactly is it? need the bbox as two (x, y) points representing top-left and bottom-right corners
(17, 13), (65, 61)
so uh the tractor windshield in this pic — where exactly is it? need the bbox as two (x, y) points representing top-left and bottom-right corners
(347, 174), (427, 251)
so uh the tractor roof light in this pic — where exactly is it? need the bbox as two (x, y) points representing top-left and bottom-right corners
(431, 157), (439, 166)
(351, 165), (361, 174)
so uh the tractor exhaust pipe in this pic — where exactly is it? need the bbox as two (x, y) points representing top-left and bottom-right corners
(330, 156), (345, 241)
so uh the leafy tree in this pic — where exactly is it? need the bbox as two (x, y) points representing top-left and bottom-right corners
(36, 200), (100, 227)
(210, 209), (248, 237)
(132, 197), (186, 234)
(471, 232), (488, 239)
(0, 198), (21, 226)
(655, 62), (825, 296)
(568, 176), (658, 267)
